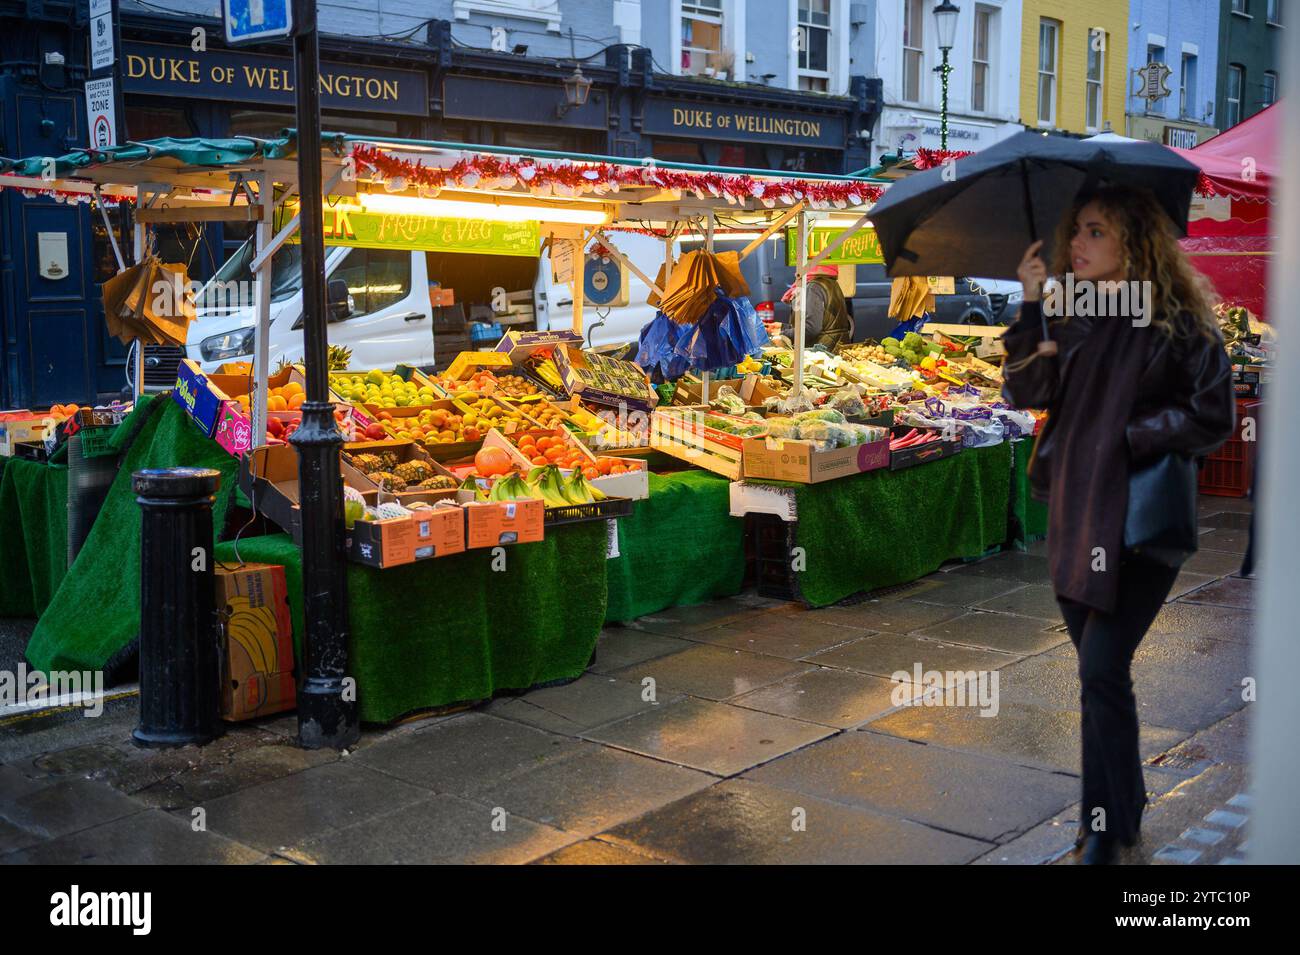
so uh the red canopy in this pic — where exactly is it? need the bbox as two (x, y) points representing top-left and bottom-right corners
(1173, 104), (1278, 317)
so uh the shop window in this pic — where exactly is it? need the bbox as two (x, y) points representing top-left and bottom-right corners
(681, 0), (725, 76)
(1180, 54), (1197, 119)
(1263, 71), (1277, 107)
(971, 5), (993, 112)
(797, 0), (831, 92)
(1037, 19), (1059, 126)
(1226, 64), (1243, 127)
(124, 106), (193, 142)
(331, 248), (411, 316)
(1085, 31), (1104, 131)
(902, 0), (924, 102)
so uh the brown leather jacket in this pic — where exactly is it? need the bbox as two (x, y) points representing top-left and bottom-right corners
(1003, 301), (1236, 499)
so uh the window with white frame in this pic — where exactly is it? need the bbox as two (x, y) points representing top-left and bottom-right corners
(1180, 53), (1197, 118)
(902, 0), (925, 103)
(1085, 30), (1104, 130)
(797, 0), (831, 91)
(1263, 70), (1277, 105)
(681, 0), (724, 76)
(1267, 0), (1280, 24)
(1038, 19), (1059, 126)
(971, 5), (993, 112)
(1226, 64), (1244, 126)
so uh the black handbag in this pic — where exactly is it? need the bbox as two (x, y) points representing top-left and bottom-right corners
(1123, 453), (1199, 567)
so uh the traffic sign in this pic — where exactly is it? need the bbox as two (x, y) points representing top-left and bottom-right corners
(85, 77), (117, 148)
(224, 0), (293, 45)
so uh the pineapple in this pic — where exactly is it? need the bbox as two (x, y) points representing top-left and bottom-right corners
(393, 460), (431, 485)
(348, 453), (385, 474)
(417, 476), (456, 490)
(369, 471), (406, 492)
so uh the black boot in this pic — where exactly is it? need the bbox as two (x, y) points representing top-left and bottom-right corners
(1081, 833), (1117, 865)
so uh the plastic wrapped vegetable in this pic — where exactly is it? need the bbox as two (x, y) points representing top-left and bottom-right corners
(829, 385), (868, 418)
(792, 408), (846, 425)
(765, 416), (800, 440)
(710, 384), (747, 415)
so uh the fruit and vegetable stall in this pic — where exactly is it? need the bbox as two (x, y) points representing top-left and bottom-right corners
(0, 134), (1267, 726)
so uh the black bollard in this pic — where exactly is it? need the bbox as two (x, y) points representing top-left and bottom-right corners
(132, 467), (225, 748)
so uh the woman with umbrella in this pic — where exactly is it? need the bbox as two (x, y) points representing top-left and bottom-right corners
(1003, 184), (1235, 863)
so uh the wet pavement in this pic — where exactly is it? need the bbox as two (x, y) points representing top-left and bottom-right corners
(0, 495), (1258, 864)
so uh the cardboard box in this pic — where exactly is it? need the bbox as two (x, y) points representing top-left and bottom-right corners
(889, 427), (963, 470)
(214, 401), (255, 457)
(445, 350), (513, 381)
(346, 515), (417, 568)
(241, 444), (304, 541)
(738, 375), (786, 406)
(173, 360), (303, 438)
(742, 435), (891, 484)
(464, 498), (544, 548)
(410, 504), (466, 559)
(341, 440), (459, 505)
(494, 329), (583, 363)
(553, 345), (657, 412)
(650, 408), (752, 479)
(429, 286), (455, 307)
(216, 563), (296, 721)
(0, 414), (59, 456)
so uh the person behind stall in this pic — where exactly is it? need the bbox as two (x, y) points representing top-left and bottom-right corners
(1002, 184), (1235, 865)
(782, 264), (851, 350)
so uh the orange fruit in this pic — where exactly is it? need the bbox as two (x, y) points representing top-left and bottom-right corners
(289, 394), (305, 409)
(267, 395), (288, 412)
(283, 382), (305, 397)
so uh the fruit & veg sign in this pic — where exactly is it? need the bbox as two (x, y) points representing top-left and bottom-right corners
(785, 226), (884, 266)
(277, 202), (539, 257)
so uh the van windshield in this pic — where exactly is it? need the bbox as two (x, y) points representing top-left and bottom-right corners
(198, 239), (304, 309)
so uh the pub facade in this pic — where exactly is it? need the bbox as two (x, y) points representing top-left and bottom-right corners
(1, 0), (881, 406)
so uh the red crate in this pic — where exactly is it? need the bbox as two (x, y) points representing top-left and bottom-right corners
(1199, 399), (1261, 497)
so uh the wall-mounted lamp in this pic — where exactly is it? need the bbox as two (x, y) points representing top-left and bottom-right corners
(557, 65), (592, 118)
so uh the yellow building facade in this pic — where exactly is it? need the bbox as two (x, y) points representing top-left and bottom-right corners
(1019, 0), (1129, 136)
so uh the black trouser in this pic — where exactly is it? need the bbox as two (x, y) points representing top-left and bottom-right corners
(1057, 556), (1180, 845)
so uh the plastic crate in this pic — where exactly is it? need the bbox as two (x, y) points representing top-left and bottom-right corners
(77, 425), (119, 459)
(543, 495), (633, 526)
(745, 512), (801, 602)
(1199, 399), (1261, 497)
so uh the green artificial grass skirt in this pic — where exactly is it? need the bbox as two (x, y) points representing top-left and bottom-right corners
(0, 456), (69, 618)
(761, 443), (1013, 608)
(1009, 438), (1049, 548)
(216, 522), (607, 725)
(25, 397), (242, 675)
(605, 470), (746, 624)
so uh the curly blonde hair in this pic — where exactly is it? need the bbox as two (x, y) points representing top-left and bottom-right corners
(1048, 185), (1220, 340)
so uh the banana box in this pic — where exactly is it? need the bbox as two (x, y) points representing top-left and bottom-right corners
(463, 499), (544, 548)
(216, 563), (296, 721)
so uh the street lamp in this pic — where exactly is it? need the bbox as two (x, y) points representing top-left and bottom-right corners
(932, 0), (960, 150)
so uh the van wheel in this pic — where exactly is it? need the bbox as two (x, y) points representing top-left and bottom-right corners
(962, 310), (991, 326)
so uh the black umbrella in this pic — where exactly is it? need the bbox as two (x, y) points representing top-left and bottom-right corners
(867, 132), (1203, 280)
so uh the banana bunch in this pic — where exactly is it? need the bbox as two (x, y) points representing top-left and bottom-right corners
(488, 472), (541, 502)
(527, 465), (574, 507)
(563, 469), (605, 505)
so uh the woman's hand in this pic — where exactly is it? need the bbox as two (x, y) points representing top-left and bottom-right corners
(1017, 240), (1047, 302)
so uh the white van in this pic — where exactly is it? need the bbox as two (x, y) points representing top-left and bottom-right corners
(185, 233), (668, 374)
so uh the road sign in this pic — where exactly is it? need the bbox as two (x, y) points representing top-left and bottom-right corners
(85, 77), (117, 148)
(224, 0), (293, 45)
(90, 11), (115, 70)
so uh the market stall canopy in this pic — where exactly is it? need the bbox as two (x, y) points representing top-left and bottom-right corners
(866, 131), (1203, 280)
(1170, 103), (1278, 202)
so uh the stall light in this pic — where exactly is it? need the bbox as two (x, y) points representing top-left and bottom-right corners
(678, 231), (780, 243)
(359, 191), (610, 225)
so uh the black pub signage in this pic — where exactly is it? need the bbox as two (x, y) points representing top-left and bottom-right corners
(642, 97), (845, 148)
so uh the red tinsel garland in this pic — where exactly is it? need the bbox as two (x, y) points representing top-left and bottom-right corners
(911, 147), (974, 170)
(350, 143), (883, 209)
(0, 178), (134, 205)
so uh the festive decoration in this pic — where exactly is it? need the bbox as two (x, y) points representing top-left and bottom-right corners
(349, 143), (883, 210)
(0, 179), (134, 205)
(912, 148), (974, 170)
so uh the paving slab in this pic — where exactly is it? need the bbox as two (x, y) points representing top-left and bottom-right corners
(913, 611), (1067, 655)
(973, 584), (1065, 622)
(1169, 572), (1219, 600)
(607, 644), (812, 702)
(533, 838), (672, 864)
(1180, 548), (1247, 577)
(1199, 511), (1252, 530)
(910, 574), (1027, 609)
(810, 599), (966, 634)
(745, 731), (1077, 843)
(625, 597), (785, 636)
(865, 697), (1187, 775)
(127, 738), (341, 810)
(588, 628), (696, 674)
(807, 631), (1022, 682)
(1195, 529), (1250, 554)
(1180, 575), (1254, 610)
(1149, 602), (1255, 644)
(972, 802), (1082, 864)
(194, 760), (431, 853)
(484, 674), (683, 736)
(689, 618), (865, 659)
(947, 552), (1053, 584)
(464, 744), (715, 837)
(581, 697), (835, 777)
(353, 712), (581, 795)
(3, 808), (264, 864)
(0, 766), (146, 842)
(281, 793), (575, 864)
(598, 778), (990, 864)
(730, 666), (923, 728)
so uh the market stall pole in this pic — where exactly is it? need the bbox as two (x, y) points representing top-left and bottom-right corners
(794, 210), (808, 391)
(287, 0), (358, 750)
